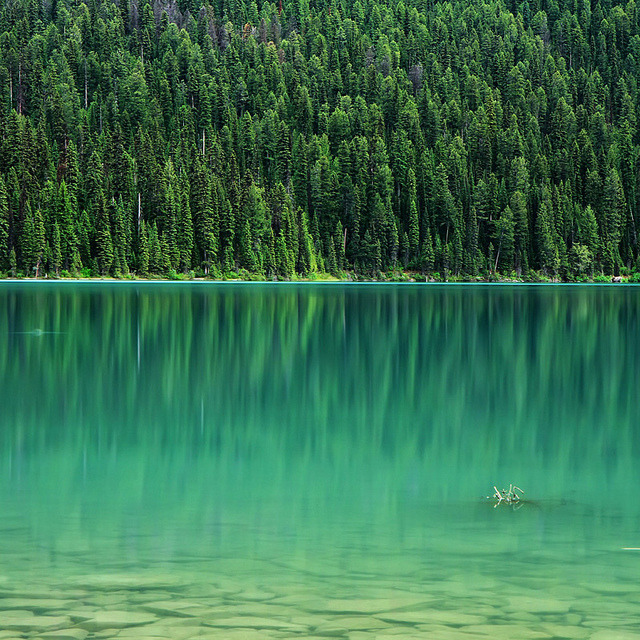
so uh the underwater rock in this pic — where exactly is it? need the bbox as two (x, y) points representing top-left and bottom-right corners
(455, 624), (551, 639)
(505, 596), (570, 614)
(78, 611), (158, 631)
(539, 623), (589, 638)
(583, 582), (640, 595)
(234, 589), (277, 602)
(35, 630), (89, 640)
(307, 620), (350, 637)
(70, 574), (184, 592)
(375, 610), (487, 626)
(2, 613), (71, 633)
(63, 610), (96, 624)
(589, 632), (640, 640)
(303, 595), (433, 614)
(116, 624), (202, 639)
(0, 598), (73, 612)
(139, 601), (208, 618)
(321, 616), (393, 631)
(201, 616), (305, 631)
(197, 632), (275, 640)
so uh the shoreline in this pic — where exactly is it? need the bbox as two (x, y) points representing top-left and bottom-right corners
(0, 275), (637, 285)
(0, 267), (637, 285)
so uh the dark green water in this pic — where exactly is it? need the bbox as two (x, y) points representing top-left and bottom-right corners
(1, 283), (639, 639)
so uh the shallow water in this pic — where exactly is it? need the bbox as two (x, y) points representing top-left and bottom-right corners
(1, 283), (639, 639)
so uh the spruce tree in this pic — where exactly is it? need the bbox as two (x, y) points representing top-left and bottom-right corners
(94, 194), (114, 276)
(511, 191), (530, 274)
(408, 199), (419, 264)
(0, 175), (9, 270)
(420, 227), (435, 274)
(112, 198), (129, 276)
(177, 185), (194, 272)
(51, 221), (62, 275)
(494, 206), (515, 273)
(148, 223), (163, 275)
(20, 204), (46, 277)
(137, 220), (150, 276)
(536, 200), (560, 277)
(463, 205), (479, 276)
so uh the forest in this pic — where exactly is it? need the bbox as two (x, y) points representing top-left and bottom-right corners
(0, 0), (639, 280)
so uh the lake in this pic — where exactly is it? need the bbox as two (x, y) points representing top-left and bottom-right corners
(1, 282), (639, 639)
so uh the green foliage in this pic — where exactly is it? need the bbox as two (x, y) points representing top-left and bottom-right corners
(1, 0), (640, 279)
(0, 176), (9, 269)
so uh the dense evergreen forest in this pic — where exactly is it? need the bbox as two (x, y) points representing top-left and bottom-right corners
(0, 0), (639, 279)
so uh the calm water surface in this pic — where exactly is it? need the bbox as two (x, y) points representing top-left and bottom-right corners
(1, 283), (639, 638)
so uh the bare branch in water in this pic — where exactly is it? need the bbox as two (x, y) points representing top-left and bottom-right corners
(489, 484), (524, 508)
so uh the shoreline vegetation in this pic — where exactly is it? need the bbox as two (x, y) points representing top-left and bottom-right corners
(2, 268), (639, 283)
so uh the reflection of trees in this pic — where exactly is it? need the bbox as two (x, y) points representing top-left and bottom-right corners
(1, 284), (638, 489)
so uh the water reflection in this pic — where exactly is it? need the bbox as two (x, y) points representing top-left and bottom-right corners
(2, 284), (638, 460)
(0, 284), (639, 561)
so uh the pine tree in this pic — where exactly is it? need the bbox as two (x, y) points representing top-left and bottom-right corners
(335, 221), (345, 270)
(276, 234), (293, 278)
(20, 204), (46, 277)
(148, 223), (163, 275)
(238, 220), (256, 272)
(0, 175), (9, 270)
(511, 191), (530, 274)
(297, 208), (317, 275)
(325, 236), (337, 275)
(160, 233), (172, 274)
(51, 221), (62, 275)
(112, 197), (129, 276)
(578, 204), (600, 264)
(94, 194), (114, 276)
(177, 185), (194, 272)
(58, 181), (81, 272)
(601, 166), (625, 274)
(137, 220), (150, 276)
(463, 205), (479, 276)
(420, 227), (435, 274)
(77, 210), (92, 269)
(408, 198), (419, 264)
(220, 195), (235, 274)
(159, 160), (179, 269)
(33, 209), (46, 278)
(536, 200), (560, 277)
(494, 206), (515, 273)
(9, 248), (17, 278)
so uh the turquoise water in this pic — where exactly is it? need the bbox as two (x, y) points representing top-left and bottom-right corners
(1, 283), (639, 639)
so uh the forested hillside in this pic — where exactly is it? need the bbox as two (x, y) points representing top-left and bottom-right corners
(0, 0), (639, 279)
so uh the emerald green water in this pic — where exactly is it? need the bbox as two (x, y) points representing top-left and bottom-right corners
(1, 283), (639, 639)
